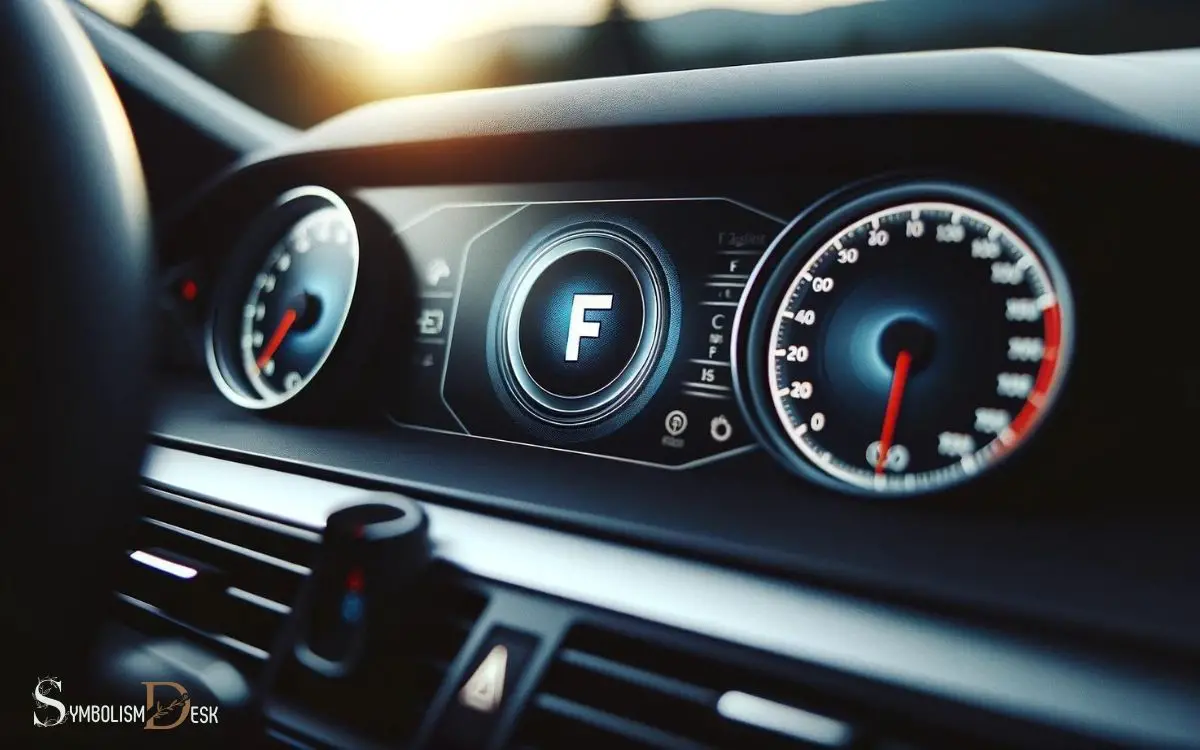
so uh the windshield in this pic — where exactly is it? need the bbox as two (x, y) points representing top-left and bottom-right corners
(82, 0), (1200, 128)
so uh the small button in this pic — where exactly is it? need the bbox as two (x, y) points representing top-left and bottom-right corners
(432, 628), (539, 750)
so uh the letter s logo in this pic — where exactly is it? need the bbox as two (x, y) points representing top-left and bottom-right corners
(33, 677), (66, 727)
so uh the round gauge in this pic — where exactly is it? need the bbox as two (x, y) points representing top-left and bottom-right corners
(734, 182), (1073, 496)
(207, 186), (360, 411)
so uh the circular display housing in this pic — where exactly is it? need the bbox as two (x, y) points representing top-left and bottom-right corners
(495, 228), (666, 428)
(207, 186), (360, 411)
(734, 182), (1074, 496)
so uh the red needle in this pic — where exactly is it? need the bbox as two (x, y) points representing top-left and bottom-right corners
(875, 350), (912, 474)
(256, 308), (298, 370)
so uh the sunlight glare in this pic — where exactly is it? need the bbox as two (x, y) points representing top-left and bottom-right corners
(80, 0), (146, 26)
(629, 0), (880, 19)
(158, 0), (259, 32)
(83, 0), (881, 55)
(281, 0), (463, 55)
(276, 0), (605, 56)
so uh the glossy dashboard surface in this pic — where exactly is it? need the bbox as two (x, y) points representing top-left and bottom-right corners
(154, 48), (1200, 657)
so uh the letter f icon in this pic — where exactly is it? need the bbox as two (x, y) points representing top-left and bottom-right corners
(565, 294), (613, 362)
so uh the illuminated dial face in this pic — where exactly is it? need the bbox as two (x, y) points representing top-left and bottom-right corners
(754, 190), (1072, 495)
(239, 205), (358, 404)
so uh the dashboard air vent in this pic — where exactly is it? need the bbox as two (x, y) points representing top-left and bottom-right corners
(511, 625), (1024, 750)
(512, 624), (856, 750)
(116, 488), (318, 672)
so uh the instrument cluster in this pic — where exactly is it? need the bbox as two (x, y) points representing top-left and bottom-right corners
(201, 178), (1074, 498)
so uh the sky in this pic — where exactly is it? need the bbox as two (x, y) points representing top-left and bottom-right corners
(83, 0), (874, 55)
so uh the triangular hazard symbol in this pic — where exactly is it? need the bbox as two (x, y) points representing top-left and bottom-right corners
(458, 644), (508, 713)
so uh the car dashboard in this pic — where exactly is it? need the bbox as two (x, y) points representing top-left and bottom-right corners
(103, 34), (1200, 750)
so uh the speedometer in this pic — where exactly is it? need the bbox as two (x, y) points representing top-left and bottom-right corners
(734, 182), (1074, 496)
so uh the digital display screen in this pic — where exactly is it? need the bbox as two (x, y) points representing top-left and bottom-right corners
(369, 185), (791, 469)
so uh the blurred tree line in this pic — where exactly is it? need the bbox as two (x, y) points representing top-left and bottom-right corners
(125, 0), (1200, 129)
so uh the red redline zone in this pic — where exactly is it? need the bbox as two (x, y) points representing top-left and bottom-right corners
(1001, 303), (1062, 452)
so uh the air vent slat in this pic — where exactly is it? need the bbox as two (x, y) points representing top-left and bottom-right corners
(557, 648), (717, 705)
(144, 487), (320, 560)
(228, 585), (293, 614)
(216, 590), (287, 651)
(532, 694), (711, 750)
(116, 594), (269, 662)
(398, 570), (489, 716)
(133, 517), (308, 604)
(141, 515), (311, 571)
(118, 489), (318, 678)
(535, 651), (721, 741)
(512, 625), (856, 750)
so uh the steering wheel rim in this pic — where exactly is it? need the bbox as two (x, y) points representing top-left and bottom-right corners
(0, 0), (150, 709)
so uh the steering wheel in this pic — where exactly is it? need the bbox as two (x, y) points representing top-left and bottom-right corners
(1, 0), (150, 718)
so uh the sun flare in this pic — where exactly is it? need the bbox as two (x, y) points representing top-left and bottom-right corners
(82, 0), (876, 56)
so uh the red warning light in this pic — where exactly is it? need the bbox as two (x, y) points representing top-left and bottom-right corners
(346, 568), (364, 592)
(180, 279), (198, 302)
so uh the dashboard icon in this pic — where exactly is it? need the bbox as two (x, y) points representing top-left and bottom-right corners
(665, 409), (689, 437)
(417, 308), (445, 336)
(565, 293), (614, 362)
(710, 414), (733, 442)
(425, 257), (451, 287)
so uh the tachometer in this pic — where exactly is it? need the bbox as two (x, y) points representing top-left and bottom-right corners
(207, 186), (361, 412)
(734, 182), (1073, 496)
